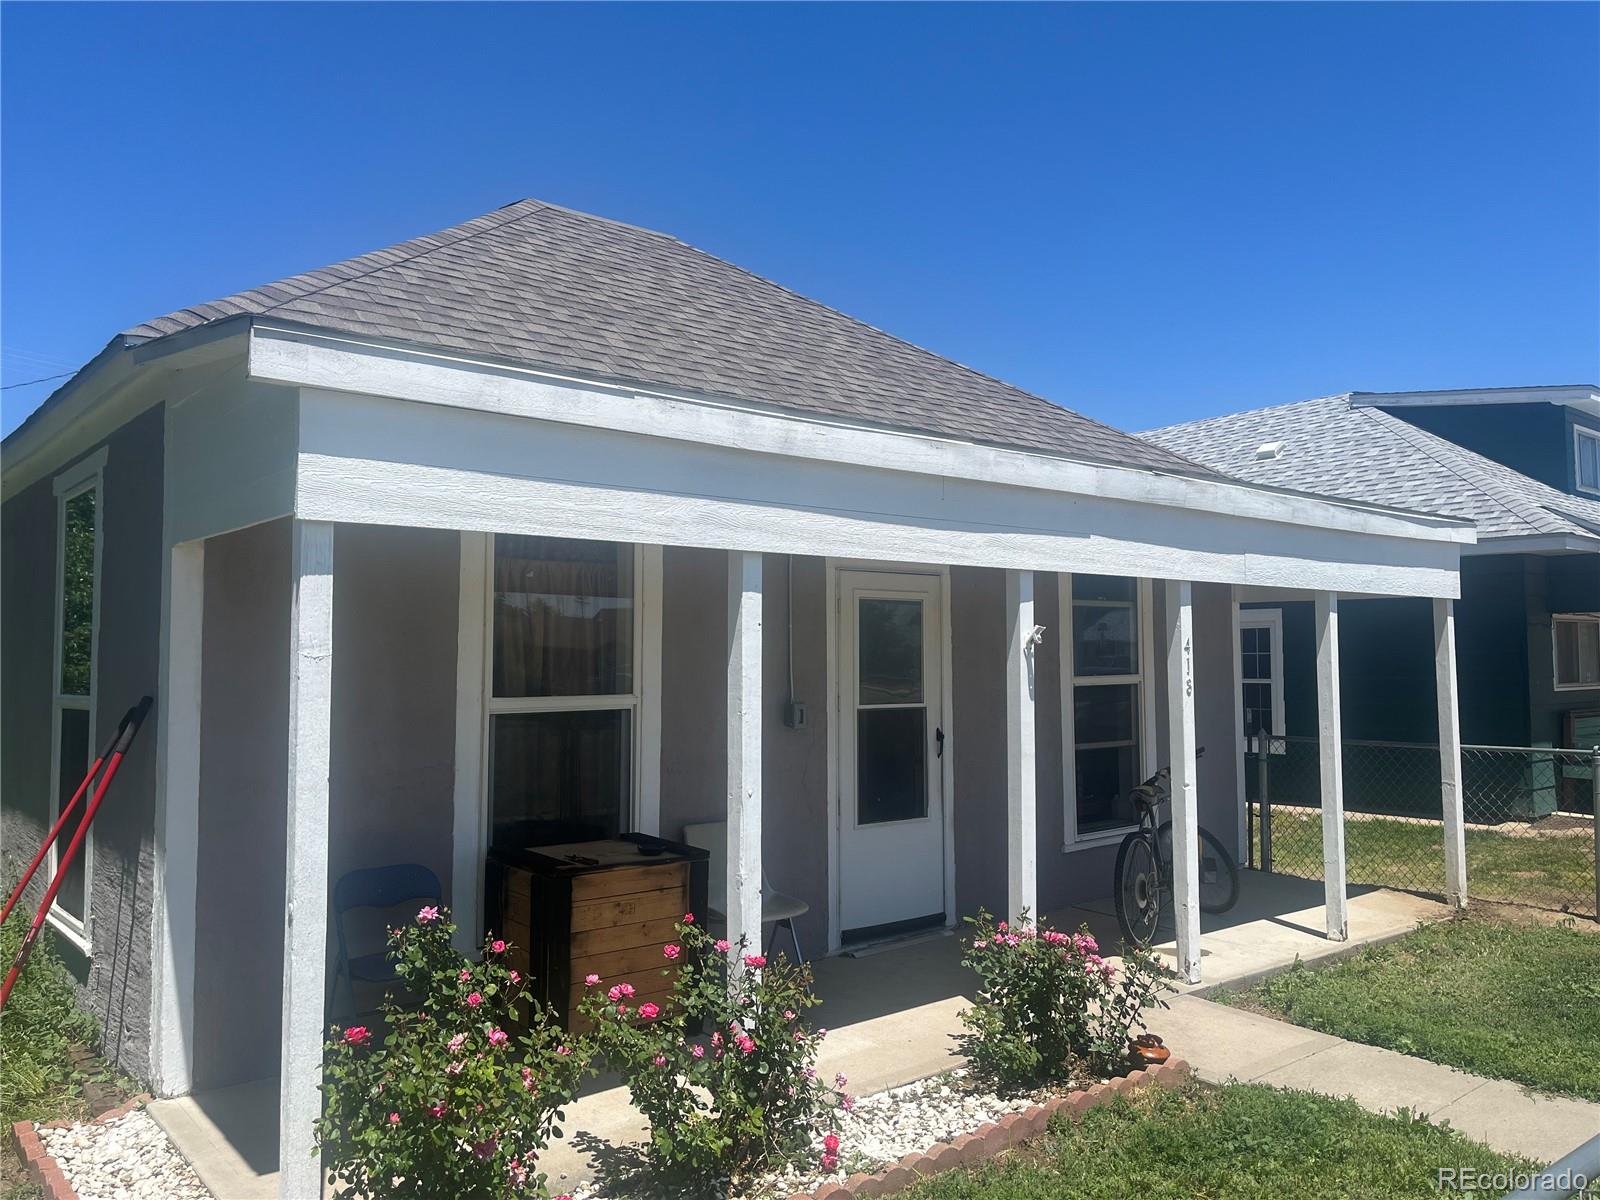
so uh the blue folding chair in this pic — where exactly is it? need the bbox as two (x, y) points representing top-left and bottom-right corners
(329, 863), (443, 1017)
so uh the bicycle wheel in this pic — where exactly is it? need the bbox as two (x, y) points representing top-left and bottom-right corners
(1114, 831), (1163, 947)
(1156, 821), (1241, 914)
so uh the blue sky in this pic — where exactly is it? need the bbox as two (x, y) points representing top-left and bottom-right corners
(3, 2), (1596, 439)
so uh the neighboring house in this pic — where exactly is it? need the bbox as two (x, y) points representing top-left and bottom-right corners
(1144, 387), (1600, 765)
(0, 199), (1473, 1199)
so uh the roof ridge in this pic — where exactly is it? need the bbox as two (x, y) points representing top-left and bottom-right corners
(1141, 392), (1352, 436)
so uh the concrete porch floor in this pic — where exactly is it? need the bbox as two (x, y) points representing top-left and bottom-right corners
(148, 872), (1449, 1199)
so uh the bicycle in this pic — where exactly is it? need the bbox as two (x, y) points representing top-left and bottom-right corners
(1113, 747), (1240, 948)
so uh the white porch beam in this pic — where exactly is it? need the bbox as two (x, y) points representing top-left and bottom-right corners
(451, 531), (488, 951)
(279, 520), (334, 1200)
(1434, 598), (1468, 909)
(726, 550), (764, 963)
(1004, 570), (1038, 924)
(1164, 580), (1202, 984)
(1315, 591), (1349, 941)
(149, 539), (204, 1096)
(636, 544), (665, 837)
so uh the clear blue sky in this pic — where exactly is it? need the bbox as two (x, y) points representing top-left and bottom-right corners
(3, 2), (1596, 439)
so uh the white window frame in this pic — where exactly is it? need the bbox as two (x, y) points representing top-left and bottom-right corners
(1575, 426), (1600, 497)
(1552, 612), (1600, 692)
(1059, 574), (1156, 851)
(47, 447), (107, 951)
(480, 537), (652, 841)
(1239, 608), (1287, 745)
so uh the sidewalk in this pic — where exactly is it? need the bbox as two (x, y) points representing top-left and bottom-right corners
(1144, 993), (1600, 1164)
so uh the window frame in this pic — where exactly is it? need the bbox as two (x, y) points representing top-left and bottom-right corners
(1575, 426), (1600, 497)
(47, 448), (107, 951)
(1238, 608), (1286, 745)
(1552, 612), (1600, 692)
(481, 537), (647, 842)
(1059, 574), (1157, 850)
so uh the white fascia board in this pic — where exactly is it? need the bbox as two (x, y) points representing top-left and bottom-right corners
(1461, 534), (1600, 557)
(248, 325), (1474, 547)
(1351, 385), (1600, 416)
(293, 388), (1463, 598)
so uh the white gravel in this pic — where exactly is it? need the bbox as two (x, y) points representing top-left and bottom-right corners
(38, 1109), (211, 1200)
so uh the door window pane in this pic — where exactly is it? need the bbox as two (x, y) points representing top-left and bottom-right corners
(60, 489), (96, 696)
(493, 536), (633, 698)
(54, 708), (90, 922)
(489, 709), (632, 846)
(856, 707), (928, 824)
(858, 598), (923, 705)
(1243, 681), (1274, 736)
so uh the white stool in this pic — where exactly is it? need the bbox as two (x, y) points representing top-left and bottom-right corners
(682, 821), (809, 962)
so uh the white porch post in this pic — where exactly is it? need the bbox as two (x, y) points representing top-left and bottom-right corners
(726, 550), (764, 962)
(1004, 570), (1038, 924)
(1315, 591), (1349, 941)
(1164, 580), (1202, 984)
(1434, 598), (1468, 909)
(451, 531), (488, 951)
(279, 521), (335, 1200)
(149, 539), (204, 1097)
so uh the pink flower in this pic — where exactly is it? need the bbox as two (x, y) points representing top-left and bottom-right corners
(997, 920), (1009, 932)
(736, 1034), (756, 1055)
(662, 943), (681, 960)
(466, 991), (483, 1008)
(416, 905), (441, 924)
(507, 1158), (528, 1188)
(556, 1044), (571, 1056)
(509, 969), (521, 984)
(607, 983), (635, 1002)
(488, 1028), (509, 1047)
(711, 1032), (724, 1048)
(835, 1072), (849, 1088)
(491, 939), (507, 954)
(823, 1133), (840, 1153)
(743, 954), (767, 969)
(448, 1032), (468, 1053)
(822, 1154), (839, 1172)
(429, 1101), (447, 1118)
(639, 1002), (660, 1020)
(714, 939), (731, 953)
(387, 1111), (400, 1125)
(459, 968), (472, 982)
(840, 1093), (855, 1111)
(691, 1044), (705, 1058)
(343, 1025), (371, 1047)
(653, 1054), (667, 1067)
(447, 1060), (464, 1076)
(784, 1009), (796, 1021)
(682, 912), (695, 924)
(473, 1137), (498, 1160)
(584, 973), (601, 987)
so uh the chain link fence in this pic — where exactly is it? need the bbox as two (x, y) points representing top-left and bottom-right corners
(1246, 737), (1599, 919)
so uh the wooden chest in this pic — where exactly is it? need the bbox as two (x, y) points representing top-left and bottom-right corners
(486, 834), (709, 1033)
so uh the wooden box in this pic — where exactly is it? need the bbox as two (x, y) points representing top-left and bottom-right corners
(486, 833), (709, 1032)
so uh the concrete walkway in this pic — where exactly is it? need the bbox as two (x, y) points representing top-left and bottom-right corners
(1145, 994), (1600, 1164)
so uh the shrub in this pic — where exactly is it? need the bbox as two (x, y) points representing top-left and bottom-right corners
(958, 908), (1173, 1089)
(0, 904), (101, 1127)
(575, 915), (849, 1183)
(315, 906), (590, 1199)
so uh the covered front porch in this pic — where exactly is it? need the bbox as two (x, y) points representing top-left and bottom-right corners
(148, 871), (1448, 1199)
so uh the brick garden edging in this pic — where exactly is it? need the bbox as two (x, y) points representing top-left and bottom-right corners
(785, 1059), (1191, 1200)
(8, 1094), (150, 1200)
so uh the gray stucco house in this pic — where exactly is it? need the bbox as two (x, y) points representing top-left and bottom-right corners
(1, 199), (1474, 1198)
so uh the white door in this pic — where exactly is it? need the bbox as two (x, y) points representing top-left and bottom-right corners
(837, 570), (947, 940)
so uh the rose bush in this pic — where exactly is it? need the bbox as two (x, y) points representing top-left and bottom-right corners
(958, 908), (1173, 1089)
(575, 915), (849, 1183)
(315, 905), (590, 1198)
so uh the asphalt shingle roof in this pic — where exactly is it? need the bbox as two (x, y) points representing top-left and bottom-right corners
(125, 198), (1203, 474)
(1141, 394), (1600, 544)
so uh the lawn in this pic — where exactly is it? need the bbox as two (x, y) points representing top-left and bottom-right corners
(1251, 804), (1597, 917)
(904, 1081), (1533, 1200)
(1218, 915), (1600, 1101)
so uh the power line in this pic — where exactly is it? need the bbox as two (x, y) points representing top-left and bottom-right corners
(1, 371), (74, 390)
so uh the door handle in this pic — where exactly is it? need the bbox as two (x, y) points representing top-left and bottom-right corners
(935, 726), (945, 758)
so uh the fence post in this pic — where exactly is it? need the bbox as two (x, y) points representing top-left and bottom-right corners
(1258, 738), (1273, 875)
(1592, 748), (1599, 922)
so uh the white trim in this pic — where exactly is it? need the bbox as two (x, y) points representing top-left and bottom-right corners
(1315, 591), (1348, 942)
(1350, 385), (1600, 414)
(262, 329), (1474, 546)
(1164, 579), (1201, 984)
(1005, 570), (1038, 923)
(1230, 588), (1247, 863)
(51, 445), (108, 496)
(1434, 598), (1467, 909)
(1573, 426), (1600, 497)
(1059, 574), (1156, 850)
(824, 564), (841, 955)
(1551, 612), (1600, 691)
(452, 532), (489, 949)
(1461, 534), (1600, 556)
(636, 545), (665, 837)
(150, 538), (204, 1095)
(1238, 608), (1287, 739)
(725, 550), (764, 964)
(279, 520), (334, 1200)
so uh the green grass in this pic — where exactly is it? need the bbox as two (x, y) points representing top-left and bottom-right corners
(0, 914), (100, 1128)
(1219, 916), (1600, 1101)
(904, 1082), (1533, 1200)
(1251, 805), (1597, 917)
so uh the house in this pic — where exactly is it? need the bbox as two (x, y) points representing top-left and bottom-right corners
(1143, 387), (1600, 809)
(0, 200), (1474, 1199)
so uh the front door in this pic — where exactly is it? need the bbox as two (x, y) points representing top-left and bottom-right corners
(837, 570), (947, 941)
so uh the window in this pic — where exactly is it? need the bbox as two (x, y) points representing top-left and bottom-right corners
(1239, 609), (1285, 744)
(1062, 575), (1152, 842)
(1576, 427), (1600, 496)
(1553, 614), (1600, 690)
(487, 535), (639, 847)
(49, 453), (105, 943)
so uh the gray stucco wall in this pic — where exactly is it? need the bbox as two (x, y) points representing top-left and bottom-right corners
(0, 404), (165, 1082)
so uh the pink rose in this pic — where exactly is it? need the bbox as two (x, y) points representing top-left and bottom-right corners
(653, 1054), (667, 1067)
(466, 992), (483, 1008)
(691, 1044), (705, 1058)
(711, 1032), (724, 1048)
(662, 943), (681, 960)
(682, 912), (695, 924)
(835, 1072), (849, 1088)
(736, 1034), (756, 1055)
(429, 1101), (447, 1118)
(521, 1066), (537, 1091)
(714, 939), (731, 953)
(784, 1009), (796, 1021)
(447, 1032), (467, 1053)
(473, 1137), (498, 1161)
(491, 939), (507, 954)
(509, 969), (521, 984)
(616, 1004), (629, 1015)
(556, 1044), (571, 1056)
(823, 1133), (840, 1153)
(639, 1002), (660, 1020)
(343, 1025), (371, 1047)
(459, 968), (472, 982)
(488, 1028), (509, 1047)
(447, 1060), (464, 1075)
(584, 973), (601, 987)
(387, 1111), (400, 1125)
(607, 983), (635, 1002)
(743, 954), (767, 969)
(416, 905), (441, 924)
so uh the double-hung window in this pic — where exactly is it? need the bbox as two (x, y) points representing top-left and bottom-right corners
(1553, 614), (1600, 690)
(1576, 427), (1600, 496)
(49, 451), (105, 944)
(486, 535), (640, 847)
(1062, 575), (1152, 842)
